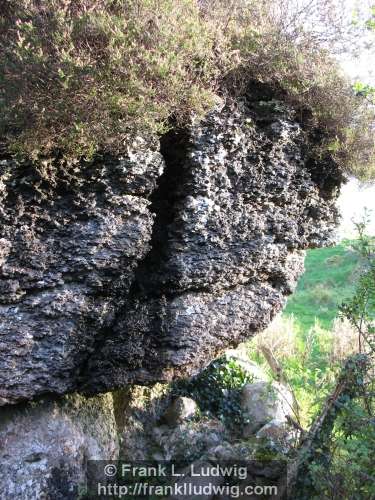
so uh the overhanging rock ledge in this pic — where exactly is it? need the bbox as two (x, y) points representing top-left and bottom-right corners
(0, 93), (344, 499)
(0, 98), (343, 405)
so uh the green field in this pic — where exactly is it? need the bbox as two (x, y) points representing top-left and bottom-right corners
(284, 242), (360, 331)
(247, 241), (362, 424)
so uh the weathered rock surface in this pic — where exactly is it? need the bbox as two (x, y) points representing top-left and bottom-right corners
(0, 393), (118, 499)
(82, 100), (342, 394)
(256, 418), (296, 454)
(107, 376), (288, 499)
(0, 145), (163, 405)
(0, 94), (343, 406)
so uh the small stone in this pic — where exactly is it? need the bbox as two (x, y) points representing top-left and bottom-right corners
(256, 419), (287, 439)
(162, 397), (198, 427)
(256, 419), (298, 454)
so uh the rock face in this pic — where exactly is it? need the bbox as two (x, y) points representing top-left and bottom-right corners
(0, 93), (342, 407)
(162, 396), (198, 426)
(0, 393), (118, 499)
(0, 144), (163, 406)
(82, 99), (342, 394)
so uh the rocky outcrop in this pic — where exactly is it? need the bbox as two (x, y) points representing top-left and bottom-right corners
(81, 98), (342, 394)
(90, 361), (294, 500)
(0, 142), (163, 406)
(0, 94), (342, 406)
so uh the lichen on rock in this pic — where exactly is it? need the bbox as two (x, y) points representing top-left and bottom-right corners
(82, 99), (343, 394)
(0, 146), (164, 405)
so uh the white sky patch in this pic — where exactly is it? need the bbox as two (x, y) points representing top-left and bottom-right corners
(338, 179), (375, 237)
(340, 52), (375, 84)
(334, 1), (375, 236)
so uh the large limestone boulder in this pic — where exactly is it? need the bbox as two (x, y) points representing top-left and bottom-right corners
(0, 93), (342, 405)
(83, 100), (342, 395)
(256, 418), (297, 454)
(0, 87), (344, 500)
(241, 381), (294, 436)
(0, 393), (119, 499)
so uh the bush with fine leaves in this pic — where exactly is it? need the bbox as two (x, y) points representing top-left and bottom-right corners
(0, 0), (374, 179)
(0, 0), (230, 161)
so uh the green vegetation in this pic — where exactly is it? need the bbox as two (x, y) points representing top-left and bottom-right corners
(0, 0), (226, 161)
(285, 242), (360, 332)
(174, 238), (369, 432)
(247, 229), (375, 498)
(297, 228), (375, 499)
(174, 356), (254, 430)
(247, 242), (360, 424)
(1, 0), (374, 178)
(169, 231), (374, 497)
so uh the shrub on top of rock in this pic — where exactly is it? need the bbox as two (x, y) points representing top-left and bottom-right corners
(0, 0), (374, 179)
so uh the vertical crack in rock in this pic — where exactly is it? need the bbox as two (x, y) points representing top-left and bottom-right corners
(80, 97), (343, 395)
(78, 128), (195, 390)
(131, 128), (192, 298)
(76, 130), (191, 386)
(0, 92), (344, 404)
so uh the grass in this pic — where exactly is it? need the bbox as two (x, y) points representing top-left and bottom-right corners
(171, 239), (372, 496)
(247, 241), (362, 425)
(284, 242), (360, 332)
(281, 238), (375, 498)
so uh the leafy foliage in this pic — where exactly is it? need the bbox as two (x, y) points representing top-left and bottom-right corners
(341, 213), (375, 355)
(293, 353), (374, 500)
(302, 222), (375, 498)
(248, 224), (375, 498)
(0, 0), (374, 179)
(174, 356), (254, 430)
(0, 0), (228, 162)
